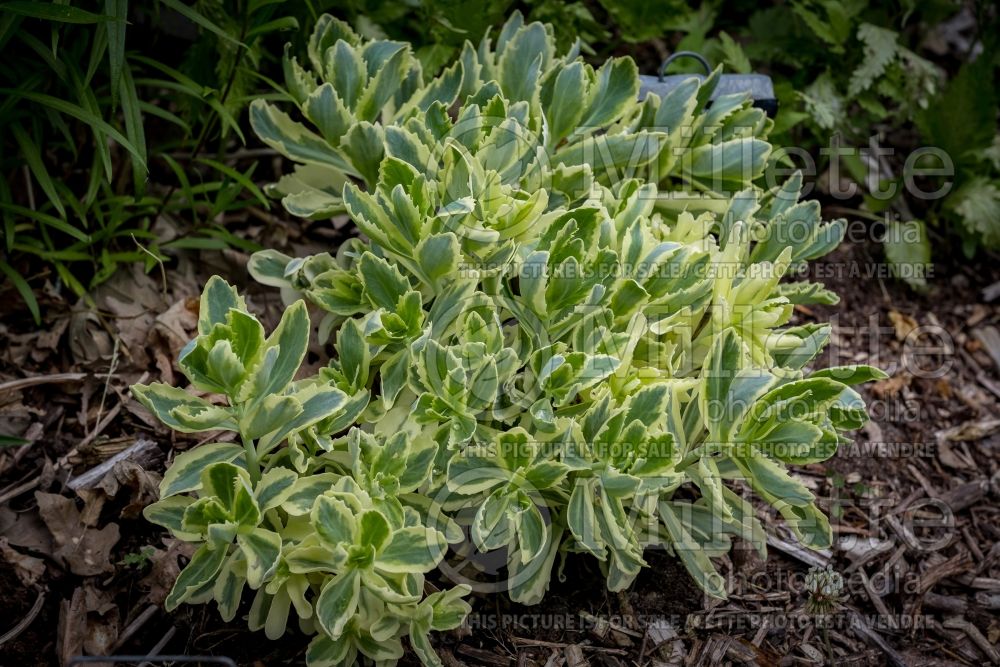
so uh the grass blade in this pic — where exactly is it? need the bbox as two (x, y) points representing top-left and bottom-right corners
(104, 0), (127, 103)
(0, 260), (41, 324)
(0, 12), (21, 51)
(0, 179), (15, 251)
(246, 16), (298, 40)
(0, 203), (90, 242)
(160, 152), (198, 220)
(10, 122), (66, 218)
(157, 0), (244, 47)
(120, 62), (148, 190)
(76, 76), (114, 182)
(132, 60), (245, 142)
(2, 88), (147, 171)
(0, 1), (112, 23)
(136, 101), (191, 133)
(196, 158), (268, 207)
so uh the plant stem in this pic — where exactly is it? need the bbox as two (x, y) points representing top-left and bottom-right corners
(241, 432), (261, 484)
(675, 442), (722, 472)
(822, 620), (834, 665)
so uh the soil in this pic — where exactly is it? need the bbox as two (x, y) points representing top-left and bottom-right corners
(1, 212), (999, 666)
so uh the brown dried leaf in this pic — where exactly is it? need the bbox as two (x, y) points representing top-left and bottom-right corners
(29, 315), (69, 357)
(973, 325), (1000, 371)
(937, 440), (975, 470)
(938, 418), (1000, 443)
(57, 587), (86, 666)
(0, 505), (54, 553)
(57, 584), (120, 666)
(98, 264), (165, 369)
(81, 585), (120, 656)
(141, 538), (195, 605)
(100, 460), (161, 519)
(36, 492), (120, 576)
(69, 307), (114, 364)
(153, 296), (199, 358)
(888, 310), (918, 341)
(0, 536), (46, 587)
(872, 374), (911, 398)
(77, 460), (162, 522)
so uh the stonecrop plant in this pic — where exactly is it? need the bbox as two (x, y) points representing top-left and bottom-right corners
(135, 13), (884, 667)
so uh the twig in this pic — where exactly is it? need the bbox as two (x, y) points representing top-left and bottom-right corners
(949, 575), (1000, 591)
(246, 206), (285, 226)
(579, 612), (642, 638)
(0, 372), (87, 393)
(73, 402), (124, 453)
(848, 611), (908, 667)
(751, 618), (770, 646)
(0, 590), (44, 647)
(858, 570), (896, 631)
(766, 532), (831, 568)
(975, 372), (1000, 402)
(135, 626), (177, 667)
(91, 338), (120, 438)
(0, 475), (41, 505)
(636, 630), (649, 665)
(508, 638), (629, 656)
(66, 439), (158, 491)
(112, 605), (159, 651)
(62, 372), (147, 469)
(942, 617), (1000, 664)
(131, 234), (168, 297)
(983, 280), (1000, 302)
(922, 593), (967, 615)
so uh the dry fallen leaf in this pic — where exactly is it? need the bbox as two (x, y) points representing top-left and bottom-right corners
(77, 460), (162, 522)
(57, 586), (86, 665)
(97, 264), (165, 369)
(888, 310), (918, 341)
(153, 296), (200, 358)
(81, 584), (120, 656)
(68, 306), (115, 364)
(36, 315), (69, 352)
(937, 440), (975, 470)
(101, 460), (161, 519)
(967, 304), (990, 328)
(0, 505), (55, 554)
(862, 419), (884, 444)
(937, 418), (1000, 443)
(973, 325), (1000, 370)
(36, 492), (120, 576)
(141, 537), (195, 605)
(935, 378), (953, 399)
(0, 536), (46, 587)
(872, 373), (911, 398)
(57, 584), (120, 666)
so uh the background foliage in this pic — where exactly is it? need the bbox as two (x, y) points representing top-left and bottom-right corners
(0, 0), (997, 319)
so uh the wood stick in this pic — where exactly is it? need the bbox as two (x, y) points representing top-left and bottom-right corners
(942, 617), (1000, 664)
(66, 438), (158, 491)
(848, 611), (908, 667)
(0, 372), (87, 393)
(0, 590), (44, 647)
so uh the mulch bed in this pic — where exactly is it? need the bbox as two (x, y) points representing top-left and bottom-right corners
(1, 214), (999, 666)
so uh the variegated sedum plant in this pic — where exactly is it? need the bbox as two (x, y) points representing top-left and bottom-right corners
(134, 12), (885, 667)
